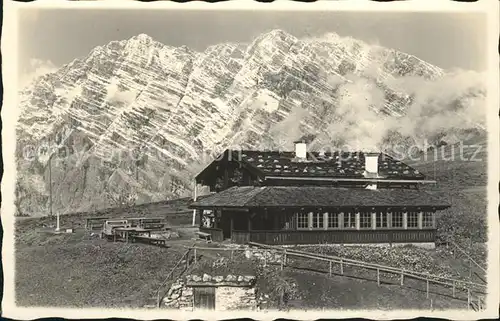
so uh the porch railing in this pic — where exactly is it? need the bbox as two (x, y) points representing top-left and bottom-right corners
(199, 227), (224, 242)
(231, 229), (436, 245)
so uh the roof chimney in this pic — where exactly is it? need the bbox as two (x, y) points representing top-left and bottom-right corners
(294, 141), (307, 160)
(364, 152), (380, 190)
(293, 134), (315, 161)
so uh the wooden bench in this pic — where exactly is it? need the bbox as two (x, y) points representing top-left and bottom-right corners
(195, 231), (212, 242)
(131, 235), (168, 247)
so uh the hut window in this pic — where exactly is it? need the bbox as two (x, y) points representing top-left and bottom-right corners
(392, 212), (403, 228)
(422, 212), (433, 228)
(344, 212), (356, 228)
(312, 212), (324, 229)
(327, 213), (339, 228)
(297, 212), (309, 229)
(376, 212), (387, 228)
(360, 212), (372, 229)
(407, 212), (418, 228)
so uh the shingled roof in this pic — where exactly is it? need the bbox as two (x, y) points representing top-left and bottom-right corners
(199, 149), (425, 180)
(190, 186), (450, 209)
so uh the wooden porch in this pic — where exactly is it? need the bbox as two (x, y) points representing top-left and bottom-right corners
(230, 229), (436, 245)
(197, 206), (438, 246)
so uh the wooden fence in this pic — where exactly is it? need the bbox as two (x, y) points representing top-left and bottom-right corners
(247, 242), (487, 310)
(154, 242), (487, 310)
(155, 246), (193, 307)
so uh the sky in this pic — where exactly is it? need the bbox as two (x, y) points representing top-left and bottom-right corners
(18, 9), (487, 86)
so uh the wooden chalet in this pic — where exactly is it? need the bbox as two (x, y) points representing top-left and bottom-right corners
(190, 139), (450, 246)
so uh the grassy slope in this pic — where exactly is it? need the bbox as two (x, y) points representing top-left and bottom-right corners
(405, 136), (488, 243)
(14, 229), (191, 308)
(175, 249), (468, 310)
(15, 227), (477, 309)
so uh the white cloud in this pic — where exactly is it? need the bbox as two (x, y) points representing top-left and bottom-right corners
(19, 58), (59, 88)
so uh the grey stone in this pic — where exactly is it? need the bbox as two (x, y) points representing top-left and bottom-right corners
(202, 273), (212, 282)
(184, 275), (192, 282)
(192, 275), (202, 282)
(171, 283), (183, 291)
(243, 275), (255, 282)
(226, 274), (237, 282)
(237, 276), (244, 282)
(214, 275), (224, 282)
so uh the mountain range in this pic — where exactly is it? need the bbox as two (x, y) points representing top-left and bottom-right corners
(15, 29), (487, 216)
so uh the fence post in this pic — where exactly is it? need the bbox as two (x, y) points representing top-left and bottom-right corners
(230, 250), (234, 260)
(400, 269), (404, 286)
(329, 261), (332, 277)
(452, 281), (456, 298)
(340, 259), (344, 275)
(426, 279), (429, 298)
(284, 250), (287, 267)
(377, 269), (380, 286)
(194, 248), (197, 265)
(467, 289), (471, 310)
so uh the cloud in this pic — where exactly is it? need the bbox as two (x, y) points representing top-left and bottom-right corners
(19, 58), (59, 88)
(105, 77), (137, 103)
(268, 68), (486, 153)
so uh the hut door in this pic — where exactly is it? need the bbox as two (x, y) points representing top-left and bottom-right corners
(220, 213), (232, 239)
(193, 287), (215, 310)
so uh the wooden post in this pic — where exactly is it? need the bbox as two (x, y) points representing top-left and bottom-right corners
(400, 270), (404, 286)
(467, 289), (471, 310)
(340, 259), (344, 275)
(230, 250), (234, 260)
(377, 269), (380, 286)
(430, 298), (433, 310)
(426, 279), (429, 298)
(194, 248), (197, 264)
(452, 281), (456, 298)
(329, 261), (332, 277)
(283, 250), (287, 266)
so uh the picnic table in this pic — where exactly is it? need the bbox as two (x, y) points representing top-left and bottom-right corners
(131, 235), (169, 247)
(113, 227), (152, 242)
(84, 217), (109, 230)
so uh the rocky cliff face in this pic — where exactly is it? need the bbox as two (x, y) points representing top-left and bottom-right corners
(16, 30), (487, 216)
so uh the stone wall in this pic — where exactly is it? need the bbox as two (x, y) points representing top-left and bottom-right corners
(163, 279), (193, 311)
(163, 273), (258, 311)
(215, 286), (257, 311)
